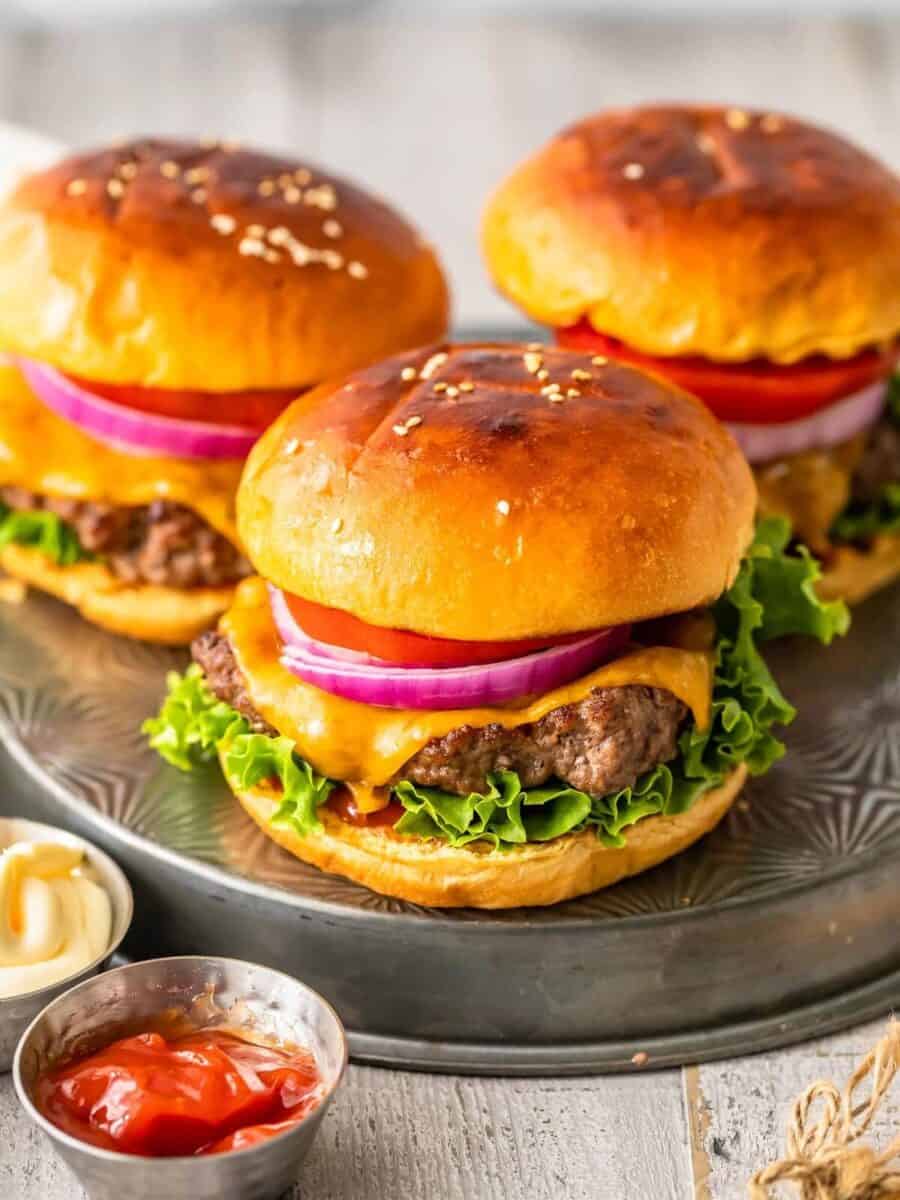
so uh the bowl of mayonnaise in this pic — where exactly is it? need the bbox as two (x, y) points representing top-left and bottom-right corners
(0, 817), (132, 1070)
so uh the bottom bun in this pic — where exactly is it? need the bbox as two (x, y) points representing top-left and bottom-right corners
(228, 758), (748, 909)
(0, 544), (236, 645)
(818, 534), (900, 606)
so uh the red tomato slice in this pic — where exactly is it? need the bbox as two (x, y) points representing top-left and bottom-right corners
(64, 374), (299, 431)
(556, 322), (898, 424)
(284, 592), (590, 667)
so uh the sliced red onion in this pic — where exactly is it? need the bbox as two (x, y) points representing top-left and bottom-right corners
(269, 584), (387, 666)
(19, 358), (260, 460)
(277, 626), (631, 710)
(727, 380), (886, 464)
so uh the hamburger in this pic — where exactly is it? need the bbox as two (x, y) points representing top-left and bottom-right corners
(482, 105), (900, 604)
(0, 138), (448, 643)
(146, 344), (846, 908)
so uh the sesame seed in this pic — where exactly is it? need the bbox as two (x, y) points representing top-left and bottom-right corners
(238, 236), (266, 257)
(322, 250), (344, 271)
(536, 368), (549, 382)
(445, 386), (459, 399)
(725, 107), (750, 131)
(323, 219), (342, 239)
(294, 168), (312, 185)
(567, 387), (581, 398)
(106, 178), (125, 198)
(160, 161), (180, 179)
(696, 132), (716, 155)
(283, 186), (302, 204)
(267, 226), (291, 246)
(400, 366), (417, 382)
(571, 368), (592, 382)
(622, 162), (645, 180)
(246, 223), (266, 238)
(347, 261), (368, 279)
(277, 173), (294, 188)
(761, 113), (784, 134)
(548, 393), (565, 404)
(191, 188), (207, 204)
(591, 355), (608, 366)
(66, 179), (87, 196)
(263, 249), (281, 264)
(496, 500), (510, 516)
(288, 242), (312, 266)
(392, 423), (410, 437)
(523, 351), (543, 374)
(433, 381), (448, 393)
(284, 437), (300, 455)
(184, 166), (210, 185)
(420, 352), (448, 380)
(304, 184), (337, 211)
(458, 381), (475, 393)
(210, 213), (237, 235)
(331, 517), (343, 534)
(117, 161), (138, 179)
(406, 415), (423, 429)
(540, 383), (562, 397)
(258, 179), (276, 196)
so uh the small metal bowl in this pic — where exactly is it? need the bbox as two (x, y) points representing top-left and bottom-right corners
(13, 956), (348, 1200)
(0, 816), (133, 1071)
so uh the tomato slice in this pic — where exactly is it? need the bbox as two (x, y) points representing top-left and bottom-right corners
(64, 374), (299, 431)
(556, 322), (898, 424)
(284, 592), (590, 667)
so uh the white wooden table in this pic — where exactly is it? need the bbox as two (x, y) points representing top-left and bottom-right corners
(0, 10), (898, 1196)
(1, 1016), (896, 1197)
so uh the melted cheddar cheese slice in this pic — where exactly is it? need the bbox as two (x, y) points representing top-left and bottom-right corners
(0, 364), (242, 544)
(224, 577), (715, 808)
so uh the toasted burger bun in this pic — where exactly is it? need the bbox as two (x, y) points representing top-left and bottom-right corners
(238, 342), (757, 640)
(482, 105), (900, 364)
(0, 138), (449, 391)
(0, 544), (234, 644)
(230, 761), (747, 908)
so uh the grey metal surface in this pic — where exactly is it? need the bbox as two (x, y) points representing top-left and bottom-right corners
(0, 816), (133, 1072)
(14, 956), (347, 1200)
(1, 582), (899, 1072)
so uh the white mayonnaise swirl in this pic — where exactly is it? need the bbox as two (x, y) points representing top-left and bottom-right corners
(0, 841), (112, 998)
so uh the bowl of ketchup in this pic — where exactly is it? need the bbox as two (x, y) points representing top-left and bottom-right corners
(12, 956), (347, 1200)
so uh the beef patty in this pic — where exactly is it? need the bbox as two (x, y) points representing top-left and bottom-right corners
(0, 486), (250, 589)
(192, 630), (688, 798)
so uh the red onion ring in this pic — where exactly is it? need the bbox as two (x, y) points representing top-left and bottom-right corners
(19, 359), (260, 460)
(269, 585), (393, 666)
(727, 380), (886, 464)
(275, 606), (631, 710)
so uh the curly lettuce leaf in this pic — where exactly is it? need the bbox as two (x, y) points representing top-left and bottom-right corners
(142, 664), (333, 836)
(831, 375), (900, 543)
(145, 520), (846, 850)
(0, 501), (89, 566)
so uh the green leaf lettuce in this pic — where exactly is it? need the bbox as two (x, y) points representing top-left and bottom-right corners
(0, 501), (90, 566)
(145, 517), (847, 849)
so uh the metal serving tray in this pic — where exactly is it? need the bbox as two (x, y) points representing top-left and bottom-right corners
(1, 581), (899, 1075)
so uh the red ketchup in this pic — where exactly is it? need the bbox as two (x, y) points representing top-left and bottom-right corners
(35, 1029), (322, 1157)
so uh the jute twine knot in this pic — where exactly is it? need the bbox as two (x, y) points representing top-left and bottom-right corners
(748, 1020), (900, 1199)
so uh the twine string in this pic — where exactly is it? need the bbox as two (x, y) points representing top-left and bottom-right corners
(748, 1020), (900, 1199)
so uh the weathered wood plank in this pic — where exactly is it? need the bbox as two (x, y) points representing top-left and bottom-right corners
(691, 1015), (900, 1198)
(0, 1066), (693, 1198)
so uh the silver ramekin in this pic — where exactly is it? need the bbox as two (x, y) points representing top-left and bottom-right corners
(0, 816), (133, 1071)
(13, 956), (348, 1200)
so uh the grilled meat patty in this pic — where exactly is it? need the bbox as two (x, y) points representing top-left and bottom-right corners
(192, 630), (688, 798)
(851, 415), (900, 505)
(1, 486), (250, 589)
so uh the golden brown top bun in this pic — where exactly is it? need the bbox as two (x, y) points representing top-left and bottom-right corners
(238, 342), (757, 639)
(482, 105), (900, 363)
(0, 138), (449, 391)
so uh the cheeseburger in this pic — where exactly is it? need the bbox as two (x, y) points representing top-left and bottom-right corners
(146, 344), (846, 908)
(482, 105), (900, 604)
(0, 138), (448, 642)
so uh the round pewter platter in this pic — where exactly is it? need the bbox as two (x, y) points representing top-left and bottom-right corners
(2, 580), (900, 1074)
